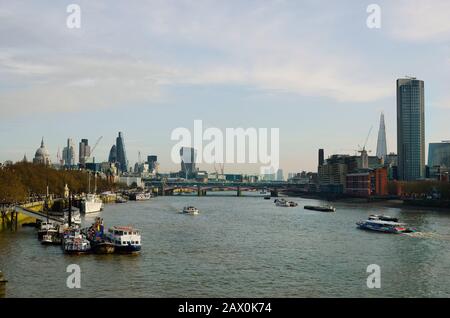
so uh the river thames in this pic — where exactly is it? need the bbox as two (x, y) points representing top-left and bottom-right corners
(1, 193), (450, 298)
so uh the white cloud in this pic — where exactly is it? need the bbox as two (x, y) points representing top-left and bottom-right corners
(387, 0), (450, 42)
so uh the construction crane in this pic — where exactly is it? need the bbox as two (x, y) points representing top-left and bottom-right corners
(85, 136), (103, 164)
(358, 126), (373, 153)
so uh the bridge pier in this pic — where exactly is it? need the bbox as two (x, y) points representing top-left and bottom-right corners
(197, 186), (206, 196)
(237, 186), (242, 197)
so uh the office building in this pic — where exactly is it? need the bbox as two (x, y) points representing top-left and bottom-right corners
(397, 77), (425, 181)
(79, 139), (91, 166)
(376, 112), (387, 160)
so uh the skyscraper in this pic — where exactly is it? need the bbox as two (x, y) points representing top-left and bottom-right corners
(428, 141), (450, 168)
(318, 149), (324, 167)
(116, 132), (128, 172)
(180, 147), (197, 179)
(108, 145), (117, 164)
(376, 112), (387, 160)
(79, 139), (91, 166)
(397, 77), (425, 181)
(62, 138), (76, 167)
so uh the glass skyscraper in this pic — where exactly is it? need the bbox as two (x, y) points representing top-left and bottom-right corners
(116, 132), (128, 172)
(396, 78), (425, 181)
(376, 112), (387, 160)
(428, 141), (450, 168)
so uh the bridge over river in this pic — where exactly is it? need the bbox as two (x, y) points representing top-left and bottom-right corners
(142, 180), (307, 197)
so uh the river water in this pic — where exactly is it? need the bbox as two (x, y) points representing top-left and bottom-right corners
(1, 192), (450, 298)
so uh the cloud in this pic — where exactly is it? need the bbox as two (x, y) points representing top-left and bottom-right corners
(0, 55), (174, 116)
(5, 0), (448, 117)
(386, 0), (450, 42)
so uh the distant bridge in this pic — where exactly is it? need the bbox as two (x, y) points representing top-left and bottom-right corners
(143, 180), (305, 196)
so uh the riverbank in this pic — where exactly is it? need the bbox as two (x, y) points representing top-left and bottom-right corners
(286, 192), (450, 212)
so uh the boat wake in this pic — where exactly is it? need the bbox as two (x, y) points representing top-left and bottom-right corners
(403, 231), (450, 240)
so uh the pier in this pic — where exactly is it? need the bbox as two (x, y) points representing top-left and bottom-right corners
(1, 200), (64, 231)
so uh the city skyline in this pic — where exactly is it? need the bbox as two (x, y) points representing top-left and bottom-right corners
(1, 1), (449, 173)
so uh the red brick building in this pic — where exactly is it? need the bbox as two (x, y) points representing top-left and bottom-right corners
(345, 167), (388, 197)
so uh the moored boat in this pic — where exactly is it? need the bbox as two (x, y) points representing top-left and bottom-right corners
(81, 193), (103, 214)
(37, 221), (57, 240)
(41, 230), (62, 245)
(85, 217), (115, 254)
(131, 192), (151, 201)
(304, 205), (336, 212)
(62, 229), (91, 254)
(106, 226), (141, 253)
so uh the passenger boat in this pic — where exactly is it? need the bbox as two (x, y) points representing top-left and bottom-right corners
(37, 221), (57, 240)
(62, 229), (91, 254)
(106, 226), (141, 253)
(304, 205), (336, 212)
(182, 206), (199, 215)
(115, 196), (128, 204)
(274, 199), (298, 207)
(81, 193), (103, 214)
(85, 217), (115, 254)
(132, 192), (152, 201)
(356, 219), (416, 234)
(41, 231), (62, 245)
(368, 214), (399, 222)
(264, 195), (271, 200)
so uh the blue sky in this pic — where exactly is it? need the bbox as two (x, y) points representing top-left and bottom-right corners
(0, 0), (449, 174)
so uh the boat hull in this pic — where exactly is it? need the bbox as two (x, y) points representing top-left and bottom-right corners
(304, 206), (335, 212)
(114, 245), (141, 254)
(91, 242), (115, 254)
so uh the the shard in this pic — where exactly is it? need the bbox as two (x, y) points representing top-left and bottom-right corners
(376, 112), (387, 160)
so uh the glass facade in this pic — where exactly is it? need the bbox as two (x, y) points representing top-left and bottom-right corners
(397, 78), (425, 181)
(428, 142), (450, 168)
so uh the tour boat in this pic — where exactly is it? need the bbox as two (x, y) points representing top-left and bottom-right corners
(81, 193), (103, 214)
(304, 205), (336, 212)
(85, 217), (115, 254)
(115, 196), (128, 204)
(368, 214), (399, 222)
(41, 231), (62, 245)
(63, 229), (91, 254)
(182, 206), (199, 215)
(37, 221), (57, 240)
(356, 219), (416, 234)
(106, 226), (141, 253)
(133, 192), (152, 201)
(274, 199), (298, 207)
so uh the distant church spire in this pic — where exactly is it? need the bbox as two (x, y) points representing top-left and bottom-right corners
(41, 137), (44, 148)
(376, 112), (387, 160)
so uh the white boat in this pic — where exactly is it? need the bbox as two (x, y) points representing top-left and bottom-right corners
(81, 193), (103, 214)
(356, 219), (416, 234)
(105, 226), (142, 253)
(63, 230), (91, 254)
(133, 192), (152, 201)
(64, 209), (82, 225)
(274, 199), (298, 207)
(37, 221), (57, 240)
(182, 206), (199, 215)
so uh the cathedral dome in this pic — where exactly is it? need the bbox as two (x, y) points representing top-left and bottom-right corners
(34, 138), (51, 165)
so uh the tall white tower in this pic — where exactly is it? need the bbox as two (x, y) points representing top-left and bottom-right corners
(376, 112), (387, 160)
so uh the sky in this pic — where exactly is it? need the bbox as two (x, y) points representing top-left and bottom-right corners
(0, 0), (449, 174)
